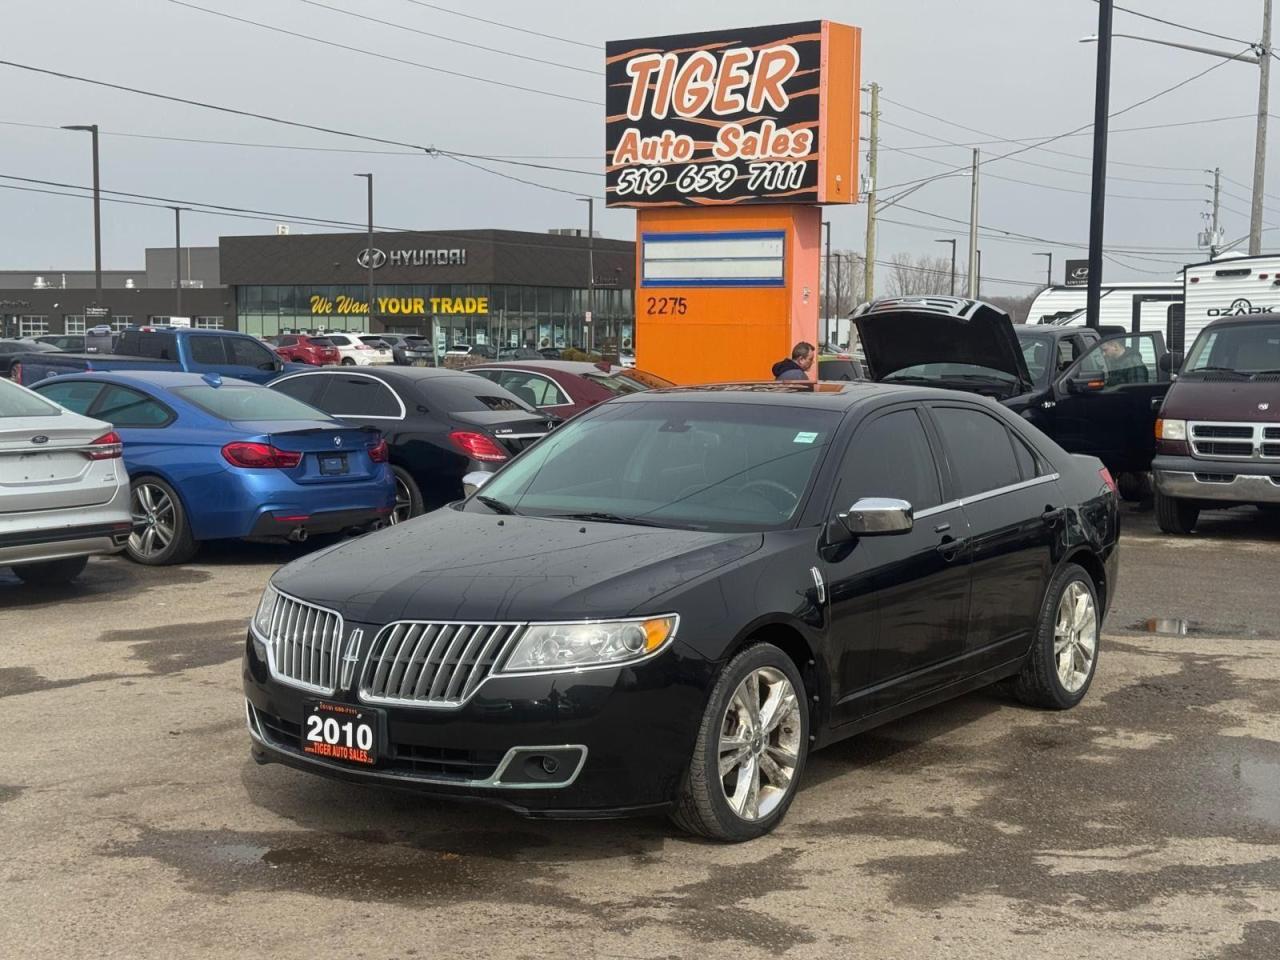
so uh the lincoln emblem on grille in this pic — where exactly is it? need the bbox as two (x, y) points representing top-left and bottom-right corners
(339, 628), (364, 690)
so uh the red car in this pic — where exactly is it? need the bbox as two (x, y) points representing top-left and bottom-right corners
(469, 360), (674, 418)
(270, 334), (340, 366)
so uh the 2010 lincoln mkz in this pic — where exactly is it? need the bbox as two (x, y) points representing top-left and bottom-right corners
(243, 381), (1119, 841)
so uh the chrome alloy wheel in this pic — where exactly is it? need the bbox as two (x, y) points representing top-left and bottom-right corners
(1054, 580), (1098, 693)
(387, 474), (414, 525)
(718, 666), (802, 821)
(129, 482), (176, 559)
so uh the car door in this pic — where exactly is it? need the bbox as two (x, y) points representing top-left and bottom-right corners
(926, 403), (1063, 672)
(221, 335), (283, 384)
(1050, 332), (1170, 472)
(822, 404), (973, 725)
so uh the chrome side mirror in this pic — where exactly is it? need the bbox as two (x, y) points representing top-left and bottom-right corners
(462, 471), (492, 496)
(839, 497), (913, 535)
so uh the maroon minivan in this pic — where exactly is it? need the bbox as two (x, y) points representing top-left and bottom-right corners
(1152, 316), (1280, 533)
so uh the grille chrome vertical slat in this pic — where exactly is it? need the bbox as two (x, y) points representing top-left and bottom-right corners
(359, 620), (526, 708)
(256, 592), (346, 695)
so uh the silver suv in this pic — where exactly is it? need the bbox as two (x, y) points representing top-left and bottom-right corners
(0, 378), (132, 584)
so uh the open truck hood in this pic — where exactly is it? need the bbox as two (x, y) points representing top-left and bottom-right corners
(853, 297), (1033, 395)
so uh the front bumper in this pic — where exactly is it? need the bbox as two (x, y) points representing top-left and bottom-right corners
(242, 629), (715, 817)
(1153, 454), (1280, 504)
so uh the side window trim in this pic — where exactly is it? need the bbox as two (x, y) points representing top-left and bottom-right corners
(275, 372), (406, 420)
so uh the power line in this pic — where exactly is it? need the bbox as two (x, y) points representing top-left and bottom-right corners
(395, 0), (601, 51)
(442, 155), (603, 199)
(291, 0), (602, 75)
(875, 50), (1244, 205)
(1101, 0), (1253, 47)
(165, 1), (599, 106)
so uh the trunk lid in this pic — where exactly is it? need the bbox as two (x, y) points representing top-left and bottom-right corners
(233, 420), (382, 484)
(449, 410), (555, 455)
(0, 412), (120, 513)
(854, 297), (1033, 395)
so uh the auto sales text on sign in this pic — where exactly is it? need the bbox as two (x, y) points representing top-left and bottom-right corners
(605, 21), (861, 207)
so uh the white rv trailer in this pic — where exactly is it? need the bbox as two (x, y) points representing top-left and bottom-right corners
(1028, 281), (1182, 333)
(1180, 253), (1280, 351)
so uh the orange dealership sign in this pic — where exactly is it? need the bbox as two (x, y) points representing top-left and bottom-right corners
(605, 20), (861, 207)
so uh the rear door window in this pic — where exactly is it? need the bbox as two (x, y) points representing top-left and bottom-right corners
(930, 405), (1023, 498)
(92, 384), (173, 428)
(189, 336), (226, 365)
(315, 375), (402, 417)
(122, 332), (177, 360)
(34, 379), (104, 415)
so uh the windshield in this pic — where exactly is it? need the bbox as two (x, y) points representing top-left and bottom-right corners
(1017, 334), (1054, 383)
(172, 384), (330, 421)
(883, 362), (1017, 383)
(0, 378), (61, 418)
(1182, 320), (1280, 377)
(470, 400), (841, 531)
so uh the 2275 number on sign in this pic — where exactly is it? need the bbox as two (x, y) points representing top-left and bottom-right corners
(302, 701), (380, 766)
(645, 296), (688, 316)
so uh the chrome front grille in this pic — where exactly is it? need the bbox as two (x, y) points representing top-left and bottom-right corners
(263, 593), (344, 693)
(1189, 422), (1280, 461)
(359, 621), (524, 708)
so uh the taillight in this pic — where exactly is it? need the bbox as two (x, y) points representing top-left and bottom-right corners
(356, 343), (372, 350)
(85, 430), (123, 460)
(368, 438), (389, 463)
(448, 430), (509, 462)
(1099, 467), (1119, 495)
(221, 441), (303, 469)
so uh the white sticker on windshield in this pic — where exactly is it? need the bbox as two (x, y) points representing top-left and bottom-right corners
(793, 432), (819, 444)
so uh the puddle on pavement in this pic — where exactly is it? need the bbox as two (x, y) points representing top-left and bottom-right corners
(1234, 755), (1280, 827)
(1129, 617), (1254, 638)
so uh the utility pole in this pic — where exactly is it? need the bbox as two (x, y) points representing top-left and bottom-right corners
(355, 174), (374, 331)
(823, 220), (832, 344)
(1252, 0), (1272, 255)
(976, 249), (982, 300)
(935, 239), (957, 296)
(863, 82), (879, 303)
(967, 148), (980, 298)
(1210, 166), (1222, 256)
(171, 207), (184, 319)
(62, 124), (101, 306)
(1085, 0), (1113, 329)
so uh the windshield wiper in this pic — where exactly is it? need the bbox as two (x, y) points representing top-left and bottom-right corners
(1249, 369), (1280, 378)
(551, 511), (675, 528)
(1183, 365), (1247, 378)
(476, 495), (518, 515)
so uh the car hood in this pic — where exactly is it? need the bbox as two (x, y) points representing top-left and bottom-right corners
(1160, 377), (1280, 422)
(272, 507), (763, 624)
(854, 298), (1032, 391)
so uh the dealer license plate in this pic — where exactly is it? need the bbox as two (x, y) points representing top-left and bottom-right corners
(319, 453), (348, 475)
(301, 701), (380, 766)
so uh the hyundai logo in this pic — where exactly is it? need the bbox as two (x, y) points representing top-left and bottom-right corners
(356, 248), (387, 270)
(30, 435), (49, 445)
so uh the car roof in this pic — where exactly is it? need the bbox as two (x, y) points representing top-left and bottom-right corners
(35, 371), (257, 390)
(275, 366), (482, 385)
(609, 380), (972, 410)
(473, 360), (627, 376)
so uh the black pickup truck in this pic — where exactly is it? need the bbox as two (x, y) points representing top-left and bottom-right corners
(852, 296), (1173, 483)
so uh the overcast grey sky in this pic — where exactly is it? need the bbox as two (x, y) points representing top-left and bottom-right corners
(1, 0), (1274, 292)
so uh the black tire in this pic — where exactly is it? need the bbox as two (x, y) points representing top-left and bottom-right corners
(1155, 490), (1199, 535)
(1116, 471), (1151, 503)
(11, 555), (89, 585)
(671, 643), (809, 842)
(341, 357), (356, 366)
(127, 476), (199, 566)
(388, 465), (424, 524)
(1012, 562), (1100, 710)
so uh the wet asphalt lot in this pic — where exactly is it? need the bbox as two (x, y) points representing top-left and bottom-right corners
(1, 506), (1278, 960)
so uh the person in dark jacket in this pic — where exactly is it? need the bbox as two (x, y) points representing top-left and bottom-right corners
(772, 342), (815, 381)
(1101, 337), (1149, 385)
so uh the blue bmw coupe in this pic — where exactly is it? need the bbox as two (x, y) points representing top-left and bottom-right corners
(34, 371), (395, 564)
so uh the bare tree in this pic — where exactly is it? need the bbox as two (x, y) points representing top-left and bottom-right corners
(886, 253), (955, 297)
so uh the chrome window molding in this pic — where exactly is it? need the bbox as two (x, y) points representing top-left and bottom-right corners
(913, 473), (1060, 520)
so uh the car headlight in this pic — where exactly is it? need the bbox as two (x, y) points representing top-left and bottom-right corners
(1156, 418), (1187, 441)
(499, 615), (678, 673)
(252, 584), (280, 640)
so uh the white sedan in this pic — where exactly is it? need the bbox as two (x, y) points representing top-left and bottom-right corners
(0, 378), (132, 584)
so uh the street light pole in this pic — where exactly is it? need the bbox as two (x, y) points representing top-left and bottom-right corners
(62, 124), (101, 306)
(823, 220), (832, 344)
(577, 197), (594, 352)
(355, 174), (374, 332)
(170, 207), (185, 319)
(1034, 251), (1053, 287)
(1085, 0), (1114, 330)
(935, 239), (957, 296)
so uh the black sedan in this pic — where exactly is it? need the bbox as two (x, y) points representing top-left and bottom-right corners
(269, 367), (555, 522)
(243, 381), (1118, 841)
